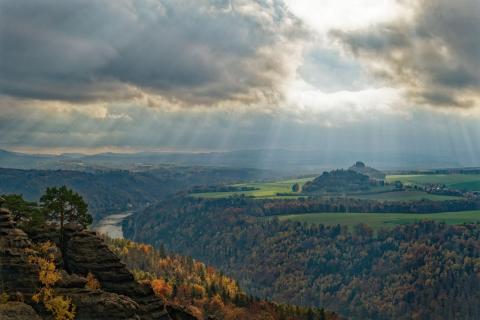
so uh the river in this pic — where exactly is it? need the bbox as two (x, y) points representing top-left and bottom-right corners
(94, 212), (133, 239)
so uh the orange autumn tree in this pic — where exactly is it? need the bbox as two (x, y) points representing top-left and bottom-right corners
(85, 272), (101, 290)
(151, 278), (172, 300)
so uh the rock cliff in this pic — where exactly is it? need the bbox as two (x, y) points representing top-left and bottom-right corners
(348, 161), (386, 180)
(0, 208), (197, 320)
(0, 302), (43, 320)
(0, 208), (38, 298)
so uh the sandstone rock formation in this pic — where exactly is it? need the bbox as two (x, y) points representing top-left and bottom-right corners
(348, 161), (386, 180)
(0, 208), (197, 320)
(0, 208), (38, 298)
(0, 302), (42, 320)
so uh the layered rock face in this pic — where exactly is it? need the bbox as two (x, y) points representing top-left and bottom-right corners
(63, 225), (196, 320)
(0, 302), (42, 320)
(348, 161), (386, 180)
(0, 209), (197, 320)
(0, 208), (38, 298)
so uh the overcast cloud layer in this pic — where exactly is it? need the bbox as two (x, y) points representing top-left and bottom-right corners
(0, 0), (306, 105)
(0, 0), (479, 156)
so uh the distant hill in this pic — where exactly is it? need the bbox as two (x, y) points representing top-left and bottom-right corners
(302, 169), (370, 193)
(0, 148), (467, 172)
(348, 161), (386, 180)
(0, 166), (269, 221)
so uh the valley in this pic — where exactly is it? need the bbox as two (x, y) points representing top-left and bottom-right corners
(3, 159), (480, 319)
(121, 163), (480, 318)
(3, 2), (479, 319)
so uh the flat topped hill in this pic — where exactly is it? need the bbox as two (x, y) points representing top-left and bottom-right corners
(302, 169), (371, 193)
(348, 161), (386, 180)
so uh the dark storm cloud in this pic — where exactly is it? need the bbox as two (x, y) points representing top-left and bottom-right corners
(0, 0), (306, 105)
(331, 0), (480, 108)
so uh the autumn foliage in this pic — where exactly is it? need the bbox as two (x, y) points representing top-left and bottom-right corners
(106, 237), (338, 320)
(27, 241), (76, 320)
(125, 196), (480, 319)
(85, 272), (101, 290)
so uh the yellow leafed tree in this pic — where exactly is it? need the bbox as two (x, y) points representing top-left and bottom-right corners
(27, 241), (76, 320)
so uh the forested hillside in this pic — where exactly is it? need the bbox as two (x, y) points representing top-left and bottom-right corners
(125, 197), (480, 319)
(0, 191), (339, 320)
(0, 167), (267, 221)
(106, 237), (339, 320)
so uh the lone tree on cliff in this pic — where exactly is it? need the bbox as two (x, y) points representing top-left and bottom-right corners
(40, 186), (92, 247)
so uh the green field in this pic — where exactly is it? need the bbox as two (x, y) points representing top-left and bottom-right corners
(352, 190), (463, 201)
(191, 173), (480, 200)
(386, 174), (480, 191)
(276, 211), (480, 230)
(191, 176), (464, 201)
(191, 177), (312, 199)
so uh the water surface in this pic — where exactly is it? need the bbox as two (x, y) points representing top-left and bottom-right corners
(94, 212), (133, 239)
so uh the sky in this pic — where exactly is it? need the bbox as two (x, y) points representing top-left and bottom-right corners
(0, 0), (479, 160)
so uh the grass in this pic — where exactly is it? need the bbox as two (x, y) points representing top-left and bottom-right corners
(191, 176), (462, 201)
(191, 173), (480, 200)
(352, 190), (463, 201)
(276, 211), (480, 230)
(450, 181), (480, 191)
(191, 177), (313, 199)
(386, 174), (480, 191)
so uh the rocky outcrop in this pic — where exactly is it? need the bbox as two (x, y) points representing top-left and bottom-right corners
(55, 288), (142, 320)
(0, 208), (38, 299)
(348, 161), (386, 180)
(55, 270), (142, 320)
(63, 225), (197, 320)
(0, 302), (42, 320)
(0, 208), (198, 320)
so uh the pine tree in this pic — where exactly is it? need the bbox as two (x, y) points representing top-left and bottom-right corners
(40, 186), (92, 252)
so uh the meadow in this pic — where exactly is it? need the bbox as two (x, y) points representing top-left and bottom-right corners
(351, 190), (463, 201)
(191, 177), (313, 199)
(190, 173), (473, 200)
(276, 211), (480, 230)
(386, 174), (480, 191)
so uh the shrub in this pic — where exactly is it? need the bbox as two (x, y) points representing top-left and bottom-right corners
(27, 241), (76, 320)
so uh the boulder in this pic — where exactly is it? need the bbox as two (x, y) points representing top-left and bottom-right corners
(0, 302), (42, 320)
(57, 271), (88, 288)
(55, 288), (142, 320)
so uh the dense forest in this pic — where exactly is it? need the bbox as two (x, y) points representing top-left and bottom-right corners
(0, 167), (267, 221)
(125, 197), (480, 319)
(260, 197), (480, 215)
(105, 237), (339, 320)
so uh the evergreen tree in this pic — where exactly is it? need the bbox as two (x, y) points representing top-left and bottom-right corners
(292, 183), (300, 192)
(40, 186), (92, 248)
(1, 194), (44, 228)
